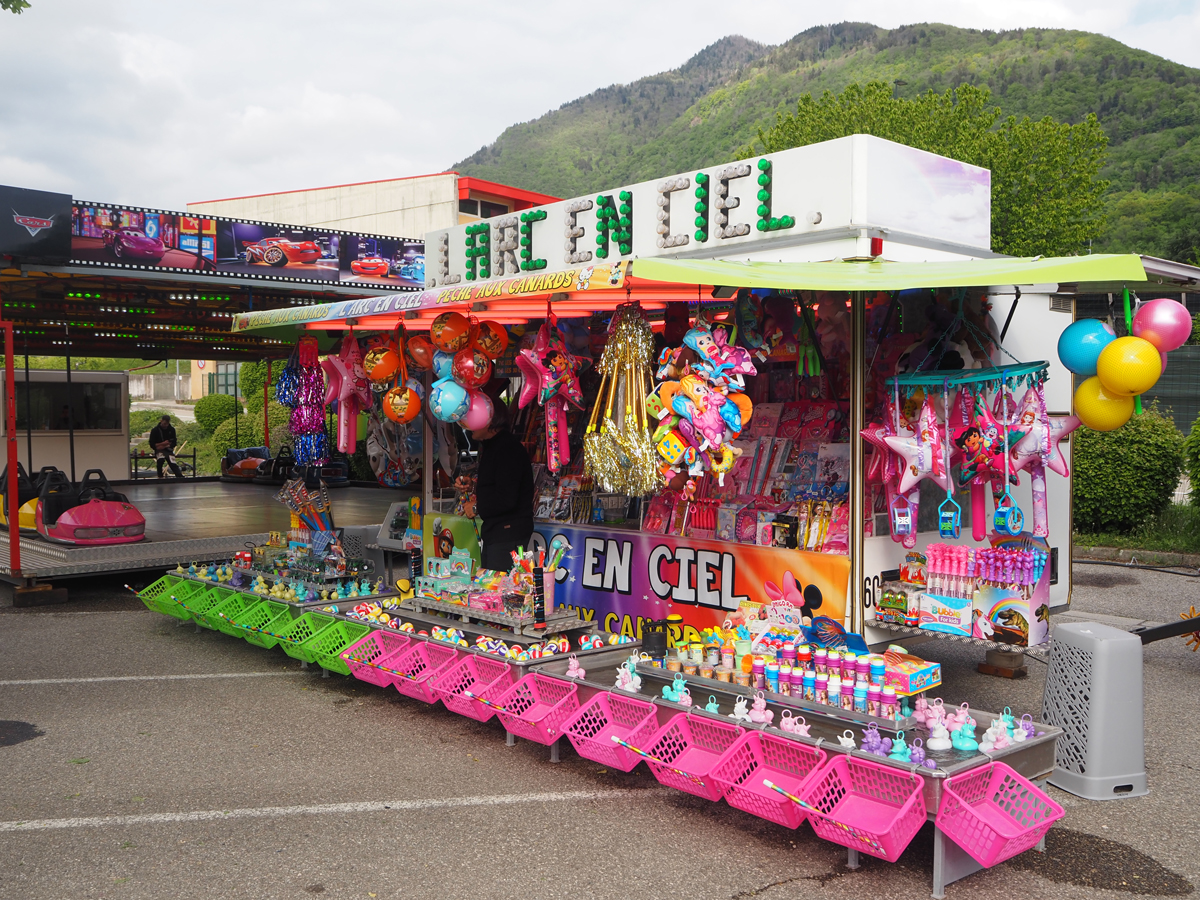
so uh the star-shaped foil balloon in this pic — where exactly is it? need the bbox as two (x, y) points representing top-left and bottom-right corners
(515, 322), (583, 410)
(885, 394), (950, 494)
(860, 423), (891, 483)
(321, 337), (372, 453)
(949, 388), (1006, 488)
(1010, 405), (1081, 478)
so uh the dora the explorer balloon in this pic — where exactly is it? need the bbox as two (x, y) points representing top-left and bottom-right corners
(515, 322), (583, 472)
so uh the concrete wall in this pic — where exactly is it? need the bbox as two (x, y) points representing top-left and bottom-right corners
(187, 173), (458, 239)
(129, 374), (192, 402)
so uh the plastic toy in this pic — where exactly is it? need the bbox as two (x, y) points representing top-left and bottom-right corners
(729, 696), (752, 723)
(704, 696), (720, 714)
(951, 719), (979, 752)
(888, 731), (911, 762)
(836, 729), (856, 750)
(1057, 318), (1116, 376)
(909, 738), (926, 767)
(747, 691), (774, 725)
(1132, 297), (1193, 352)
(927, 720), (953, 751)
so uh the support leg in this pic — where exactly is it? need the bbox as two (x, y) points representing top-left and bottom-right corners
(932, 824), (983, 899)
(506, 730), (516, 747)
(846, 847), (860, 870)
(322, 667), (329, 679)
(301, 660), (308, 669)
(549, 737), (561, 764)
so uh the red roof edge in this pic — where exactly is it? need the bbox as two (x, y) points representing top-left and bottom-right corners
(457, 176), (560, 206)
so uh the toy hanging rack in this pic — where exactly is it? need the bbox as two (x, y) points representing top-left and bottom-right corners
(885, 360), (1049, 392)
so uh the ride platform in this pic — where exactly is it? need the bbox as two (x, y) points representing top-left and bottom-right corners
(0, 481), (405, 582)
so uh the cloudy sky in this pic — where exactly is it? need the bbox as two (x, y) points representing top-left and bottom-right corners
(1, 0), (1195, 210)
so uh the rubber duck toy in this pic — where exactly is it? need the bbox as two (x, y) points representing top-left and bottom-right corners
(676, 686), (693, 708)
(837, 729), (857, 750)
(187, 562), (197, 577)
(728, 696), (752, 723)
(319, 589), (329, 603)
(951, 718), (979, 752)
(909, 738), (926, 767)
(861, 723), (884, 755)
(926, 719), (953, 751)
(175, 563), (185, 575)
(565, 655), (586, 679)
(748, 691), (774, 725)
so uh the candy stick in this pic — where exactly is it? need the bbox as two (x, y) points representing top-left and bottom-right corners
(344, 655), (418, 681)
(462, 689), (509, 713)
(609, 735), (706, 787)
(762, 779), (817, 811)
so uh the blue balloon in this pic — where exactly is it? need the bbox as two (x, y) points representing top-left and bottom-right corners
(432, 349), (455, 381)
(1057, 319), (1116, 376)
(429, 377), (469, 422)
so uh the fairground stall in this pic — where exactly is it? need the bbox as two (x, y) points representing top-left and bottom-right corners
(128, 134), (1200, 895)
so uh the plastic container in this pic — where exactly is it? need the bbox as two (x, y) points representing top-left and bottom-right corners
(341, 630), (412, 687)
(936, 761), (1065, 867)
(383, 640), (461, 703)
(710, 731), (828, 829)
(204, 592), (260, 636)
(645, 712), (745, 801)
(802, 756), (928, 861)
(307, 620), (372, 675)
(233, 599), (291, 649)
(562, 692), (660, 771)
(495, 673), (580, 745)
(137, 575), (191, 617)
(429, 654), (514, 721)
(178, 585), (234, 628)
(275, 612), (337, 663)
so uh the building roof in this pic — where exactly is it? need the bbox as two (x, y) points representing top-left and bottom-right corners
(189, 172), (559, 207)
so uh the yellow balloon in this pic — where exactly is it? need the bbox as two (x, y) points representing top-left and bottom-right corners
(1074, 376), (1134, 431)
(1095, 336), (1161, 397)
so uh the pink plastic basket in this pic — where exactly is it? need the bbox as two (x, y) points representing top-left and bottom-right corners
(936, 762), (1065, 867)
(494, 673), (579, 745)
(645, 712), (744, 802)
(710, 731), (828, 830)
(388, 640), (462, 703)
(429, 655), (514, 721)
(341, 630), (412, 687)
(802, 756), (928, 861)
(563, 692), (661, 771)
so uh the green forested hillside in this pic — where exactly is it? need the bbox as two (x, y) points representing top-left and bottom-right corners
(453, 22), (1200, 259)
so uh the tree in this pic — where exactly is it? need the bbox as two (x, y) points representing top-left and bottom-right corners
(1, 0), (31, 13)
(747, 82), (1109, 257)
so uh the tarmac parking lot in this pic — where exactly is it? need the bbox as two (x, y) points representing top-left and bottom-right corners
(0, 565), (1197, 900)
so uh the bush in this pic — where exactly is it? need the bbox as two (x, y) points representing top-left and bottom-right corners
(211, 415), (255, 459)
(1074, 403), (1185, 533)
(194, 394), (242, 433)
(1185, 413), (1200, 506)
(239, 360), (282, 414)
(250, 401), (293, 447)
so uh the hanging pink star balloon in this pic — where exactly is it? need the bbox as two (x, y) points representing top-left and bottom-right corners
(321, 337), (372, 454)
(885, 394), (950, 494)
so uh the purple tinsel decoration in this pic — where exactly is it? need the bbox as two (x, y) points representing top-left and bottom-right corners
(290, 363), (326, 464)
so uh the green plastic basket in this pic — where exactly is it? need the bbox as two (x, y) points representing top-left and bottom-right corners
(231, 599), (293, 649)
(177, 584), (234, 628)
(276, 612), (337, 663)
(140, 576), (208, 619)
(308, 621), (373, 676)
(162, 579), (215, 620)
(135, 575), (181, 614)
(204, 592), (261, 636)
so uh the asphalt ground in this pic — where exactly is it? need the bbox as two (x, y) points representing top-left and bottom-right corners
(0, 565), (1197, 900)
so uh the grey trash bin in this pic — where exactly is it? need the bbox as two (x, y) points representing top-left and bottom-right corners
(1042, 621), (1148, 800)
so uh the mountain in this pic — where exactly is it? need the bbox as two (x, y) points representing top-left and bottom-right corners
(453, 23), (1200, 258)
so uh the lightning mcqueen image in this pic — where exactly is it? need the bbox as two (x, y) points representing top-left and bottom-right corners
(102, 226), (166, 262)
(241, 237), (320, 267)
(350, 256), (391, 277)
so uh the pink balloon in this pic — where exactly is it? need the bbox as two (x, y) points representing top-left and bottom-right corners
(1161, 350), (1169, 373)
(461, 391), (494, 431)
(1132, 298), (1193, 352)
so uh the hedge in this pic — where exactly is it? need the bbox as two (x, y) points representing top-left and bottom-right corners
(1073, 403), (1185, 533)
(194, 394), (243, 434)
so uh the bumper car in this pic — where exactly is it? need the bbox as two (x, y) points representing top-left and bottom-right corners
(35, 469), (146, 545)
(220, 446), (271, 483)
(0, 462), (40, 532)
(253, 445), (296, 485)
(300, 460), (350, 488)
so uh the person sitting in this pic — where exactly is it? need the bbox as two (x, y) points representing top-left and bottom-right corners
(148, 415), (184, 479)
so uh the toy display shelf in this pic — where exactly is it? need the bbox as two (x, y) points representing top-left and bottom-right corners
(867, 618), (1051, 659)
(171, 572), (401, 610)
(400, 594), (587, 637)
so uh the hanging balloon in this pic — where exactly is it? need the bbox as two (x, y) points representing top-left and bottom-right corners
(430, 311), (470, 352)
(405, 334), (435, 370)
(383, 385), (421, 424)
(429, 377), (470, 422)
(431, 349), (455, 381)
(1074, 376), (1134, 431)
(1096, 336), (1162, 396)
(363, 346), (400, 382)
(473, 320), (509, 359)
(452, 347), (492, 389)
(1056, 319), (1115, 377)
(461, 391), (494, 431)
(1132, 298), (1193, 352)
